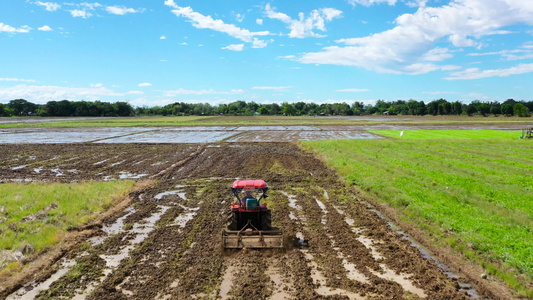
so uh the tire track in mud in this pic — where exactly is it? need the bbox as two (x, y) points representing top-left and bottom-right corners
(2, 143), (482, 299)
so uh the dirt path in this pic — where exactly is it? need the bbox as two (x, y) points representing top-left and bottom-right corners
(1, 143), (482, 299)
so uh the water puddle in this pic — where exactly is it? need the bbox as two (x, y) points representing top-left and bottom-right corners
(90, 211), (135, 245)
(33, 167), (43, 173)
(77, 206), (171, 298)
(94, 158), (110, 166)
(51, 168), (64, 177)
(315, 199), (327, 212)
(11, 166), (26, 170)
(171, 211), (197, 227)
(295, 232), (307, 248)
(369, 264), (426, 298)
(110, 160), (125, 167)
(354, 233), (383, 260)
(7, 259), (76, 300)
(301, 249), (364, 300)
(119, 172), (147, 179)
(154, 190), (186, 200)
(219, 264), (236, 300)
(335, 249), (369, 284)
(266, 265), (292, 300)
(280, 192), (301, 210)
(288, 212), (297, 220)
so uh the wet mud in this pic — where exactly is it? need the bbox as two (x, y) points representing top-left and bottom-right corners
(0, 143), (486, 299)
(0, 123), (525, 144)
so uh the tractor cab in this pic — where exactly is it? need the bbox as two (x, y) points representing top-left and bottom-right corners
(231, 179), (268, 212)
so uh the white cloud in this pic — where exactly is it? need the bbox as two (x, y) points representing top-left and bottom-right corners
(252, 38), (268, 48)
(38, 25), (53, 31)
(264, 4), (342, 38)
(347, 0), (396, 6)
(90, 83), (103, 87)
(0, 23), (31, 33)
(138, 83), (152, 87)
(0, 85), (125, 103)
(163, 88), (245, 97)
(106, 6), (138, 15)
(222, 44), (244, 51)
(298, 0), (533, 74)
(166, 3), (270, 47)
(405, 0), (428, 8)
(445, 63), (533, 80)
(180, 42), (188, 45)
(71, 9), (92, 18)
(234, 13), (244, 23)
(468, 44), (533, 61)
(252, 86), (292, 90)
(0, 78), (36, 83)
(164, 0), (178, 8)
(79, 3), (102, 10)
(35, 1), (60, 11)
(160, 35), (166, 39)
(256, 18), (263, 25)
(420, 47), (453, 62)
(336, 88), (370, 92)
(126, 91), (144, 95)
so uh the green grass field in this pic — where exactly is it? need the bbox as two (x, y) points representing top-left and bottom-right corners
(0, 181), (135, 271)
(303, 137), (533, 297)
(372, 129), (523, 139)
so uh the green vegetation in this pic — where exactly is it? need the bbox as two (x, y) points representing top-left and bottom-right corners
(372, 129), (521, 139)
(0, 181), (135, 254)
(2, 98), (532, 118)
(303, 137), (533, 297)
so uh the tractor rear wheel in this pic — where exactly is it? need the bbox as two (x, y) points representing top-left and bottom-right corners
(261, 210), (272, 230)
(226, 212), (238, 231)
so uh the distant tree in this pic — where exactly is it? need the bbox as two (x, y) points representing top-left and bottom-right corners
(513, 103), (531, 117)
(478, 103), (490, 116)
(115, 102), (134, 116)
(352, 102), (365, 115)
(8, 99), (37, 116)
(258, 106), (269, 115)
(501, 104), (514, 116)
(503, 98), (516, 106)
(217, 104), (228, 115)
(306, 103), (320, 115)
(490, 105), (501, 116)
(466, 104), (477, 116)
(281, 102), (296, 116)
(451, 101), (462, 115)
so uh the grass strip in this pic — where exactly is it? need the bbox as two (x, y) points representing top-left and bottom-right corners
(371, 129), (522, 139)
(0, 181), (135, 270)
(302, 138), (533, 297)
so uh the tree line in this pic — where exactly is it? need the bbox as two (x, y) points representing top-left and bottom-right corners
(0, 98), (531, 117)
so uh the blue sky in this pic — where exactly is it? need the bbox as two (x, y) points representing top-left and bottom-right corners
(1, 0), (532, 107)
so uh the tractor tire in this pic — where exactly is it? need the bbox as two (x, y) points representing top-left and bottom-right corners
(226, 212), (238, 231)
(261, 210), (272, 231)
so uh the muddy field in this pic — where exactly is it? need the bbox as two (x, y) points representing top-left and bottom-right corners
(0, 143), (486, 299)
(0, 123), (525, 144)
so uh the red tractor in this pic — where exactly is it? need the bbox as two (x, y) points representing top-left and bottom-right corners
(222, 180), (283, 249)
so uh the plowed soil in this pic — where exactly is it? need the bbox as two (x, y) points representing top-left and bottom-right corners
(1, 143), (483, 299)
